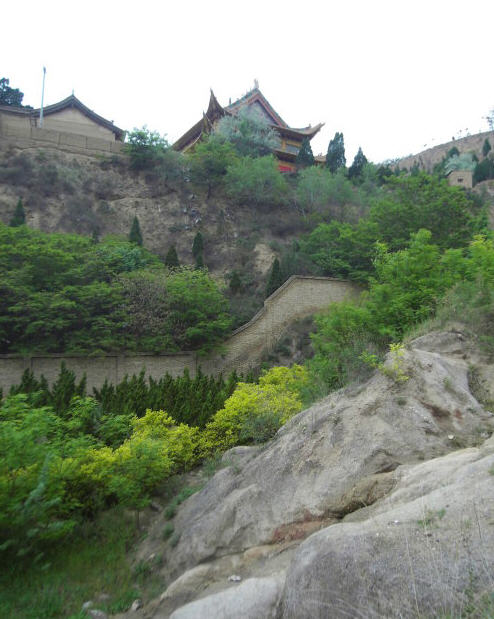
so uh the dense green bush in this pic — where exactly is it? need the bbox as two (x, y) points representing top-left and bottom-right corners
(0, 225), (231, 354)
(0, 362), (305, 564)
(225, 155), (288, 206)
(295, 167), (356, 215)
(201, 365), (308, 452)
(124, 127), (170, 171)
(189, 137), (237, 198)
(309, 233), (494, 392)
(298, 172), (487, 283)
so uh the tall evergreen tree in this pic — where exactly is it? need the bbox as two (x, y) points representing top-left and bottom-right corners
(9, 198), (25, 227)
(482, 138), (492, 158)
(265, 258), (283, 298)
(325, 132), (346, 173)
(229, 270), (242, 294)
(348, 147), (368, 180)
(296, 137), (315, 168)
(129, 216), (143, 246)
(192, 232), (204, 268)
(165, 245), (180, 268)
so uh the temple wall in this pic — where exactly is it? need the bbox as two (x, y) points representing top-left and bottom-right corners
(0, 276), (361, 394)
(40, 108), (116, 140)
(0, 108), (124, 157)
(0, 123), (125, 157)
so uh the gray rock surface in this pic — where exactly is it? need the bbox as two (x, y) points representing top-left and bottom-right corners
(283, 435), (494, 618)
(169, 574), (284, 619)
(126, 331), (494, 618)
(165, 332), (493, 581)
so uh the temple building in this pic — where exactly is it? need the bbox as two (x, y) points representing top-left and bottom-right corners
(173, 85), (323, 172)
(0, 94), (125, 142)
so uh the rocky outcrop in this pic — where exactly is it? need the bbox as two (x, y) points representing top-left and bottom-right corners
(128, 331), (494, 618)
(283, 436), (494, 618)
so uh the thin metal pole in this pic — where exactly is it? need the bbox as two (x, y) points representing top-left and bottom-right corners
(39, 67), (46, 128)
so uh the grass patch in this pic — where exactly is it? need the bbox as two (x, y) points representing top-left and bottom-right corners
(0, 508), (142, 618)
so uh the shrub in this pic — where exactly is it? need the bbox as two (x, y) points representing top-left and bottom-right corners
(125, 127), (169, 171)
(201, 365), (307, 452)
(189, 136), (237, 198)
(225, 155), (288, 206)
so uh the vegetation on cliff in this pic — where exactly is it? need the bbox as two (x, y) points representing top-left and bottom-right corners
(1, 82), (494, 614)
(0, 224), (231, 354)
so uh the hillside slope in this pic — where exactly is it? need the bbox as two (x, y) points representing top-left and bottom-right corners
(122, 330), (494, 618)
(0, 143), (298, 286)
(397, 129), (494, 172)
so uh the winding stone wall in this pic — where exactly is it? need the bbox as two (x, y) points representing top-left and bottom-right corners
(0, 276), (361, 393)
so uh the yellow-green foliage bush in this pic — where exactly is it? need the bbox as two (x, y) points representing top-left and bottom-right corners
(200, 365), (308, 452)
(1, 367), (307, 561)
(131, 409), (200, 471)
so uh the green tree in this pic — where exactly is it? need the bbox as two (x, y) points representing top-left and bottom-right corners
(229, 271), (241, 294)
(369, 173), (483, 251)
(325, 132), (346, 173)
(296, 137), (315, 168)
(301, 219), (379, 282)
(295, 167), (354, 215)
(482, 138), (492, 157)
(0, 78), (24, 106)
(348, 147), (368, 180)
(474, 158), (494, 184)
(447, 146), (460, 159)
(9, 198), (25, 227)
(225, 155), (288, 206)
(164, 246), (180, 268)
(265, 258), (283, 297)
(189, 137), (237, 198)
(164, 267), (232, 351)
(215, 107), (278, 158)
(129, 216), (143, 246)
(120, 267), (231, 353)
(192, 232), (204, 268)
(125, 127), (169, 171)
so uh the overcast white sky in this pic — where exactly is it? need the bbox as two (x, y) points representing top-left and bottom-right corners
(3, 0), (493, 163)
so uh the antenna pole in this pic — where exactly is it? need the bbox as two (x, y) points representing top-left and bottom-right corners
(40, 67), (46, 128)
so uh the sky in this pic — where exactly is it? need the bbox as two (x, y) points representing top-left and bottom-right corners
(3, 0), (494, 163)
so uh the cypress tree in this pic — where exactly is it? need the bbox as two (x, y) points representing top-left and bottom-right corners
(192, 232), (204, 268)
(296, 137), (315, 168)
(325, 132), (346, 173)
(447, 146), (460, 159)
(265, 258), (283, 298)
(165, 245), (180, 268)
(482, 138), (492, 158)
(9, 198), (25, 227)
(229, 270), (242, 294)
(129, 215), (143, 246)
(348, 147), (368, 180)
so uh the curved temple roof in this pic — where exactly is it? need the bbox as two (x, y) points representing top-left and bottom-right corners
(173, 87), (323, 153)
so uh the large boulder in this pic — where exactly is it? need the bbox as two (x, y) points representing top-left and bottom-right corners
(132, 331), (494, 617)
(283, 435), (494, 618)
(165, 332), (493, 582)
